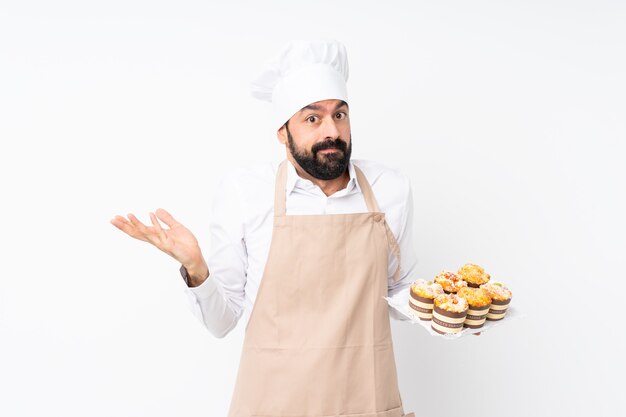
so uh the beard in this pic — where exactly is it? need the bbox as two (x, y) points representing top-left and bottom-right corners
(286, 125), (352, 181)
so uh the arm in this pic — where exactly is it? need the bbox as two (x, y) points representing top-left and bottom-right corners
(110, 173), (246, 338)
(180, 264), (236, 339)
(387, 176), (418, 321)
(384, 179), (482, 334)
(182, 172), (247, 338)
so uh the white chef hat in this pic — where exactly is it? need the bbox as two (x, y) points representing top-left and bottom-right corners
(251, 39), (349, 131)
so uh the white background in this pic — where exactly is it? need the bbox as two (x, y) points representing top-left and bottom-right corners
(1, 1), (625, 416)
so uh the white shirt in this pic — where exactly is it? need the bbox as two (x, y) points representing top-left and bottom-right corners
(183, 159), (418, 338)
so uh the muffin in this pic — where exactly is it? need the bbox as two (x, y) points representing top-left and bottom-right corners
(457, 287), (492, 329)
(431, 294), (469, 335)
(480, 282), (513, 320)
(408, 279), (444, 321)
(434, 271), (468, 294)
(457, 263), (490, 288)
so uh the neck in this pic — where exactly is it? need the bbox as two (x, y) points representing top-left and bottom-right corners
(287, 154), (350, 197)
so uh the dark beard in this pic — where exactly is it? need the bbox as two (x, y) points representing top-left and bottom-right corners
(286, 125), (352, 180)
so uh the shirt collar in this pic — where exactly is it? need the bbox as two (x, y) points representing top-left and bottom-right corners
(285, 159), (361, 196)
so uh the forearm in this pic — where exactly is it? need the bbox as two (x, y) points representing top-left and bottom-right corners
(180, 260), (244, 337)
(194, 287), (239, 338)
(182, 270), (241, 338)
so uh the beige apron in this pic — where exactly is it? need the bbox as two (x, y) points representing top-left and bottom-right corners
(227, 160), (414, 417)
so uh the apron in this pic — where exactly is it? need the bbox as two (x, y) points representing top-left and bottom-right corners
(227, 159), (415, 417)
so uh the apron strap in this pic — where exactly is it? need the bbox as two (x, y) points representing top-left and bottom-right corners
(274, 160), (381, 215)
(353, 164), (380, 213)
(355, 164), (402, 282)
(274, 160), (289, 217)
(384, 220), (402, 283)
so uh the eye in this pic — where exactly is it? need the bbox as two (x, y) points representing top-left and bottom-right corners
(306, 115), (318, 123)
(335, 111), (347, 120)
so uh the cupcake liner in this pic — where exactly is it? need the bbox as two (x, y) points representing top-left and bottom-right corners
(385, 292), (524, 339)
(463, 304), (490, 328)
(486, 298), (511, 321)
(408, 293), (434, 321)
(431, 304), (467, 334)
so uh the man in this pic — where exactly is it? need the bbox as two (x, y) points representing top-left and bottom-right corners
(111, 40), (416, 417)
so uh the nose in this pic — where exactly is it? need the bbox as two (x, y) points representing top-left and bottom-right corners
(321, 115), (340, 139)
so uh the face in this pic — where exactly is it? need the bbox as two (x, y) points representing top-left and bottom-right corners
(278, 99), (352, 180)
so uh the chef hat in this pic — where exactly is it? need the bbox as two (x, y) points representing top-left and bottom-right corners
(251, 39), (349, 131)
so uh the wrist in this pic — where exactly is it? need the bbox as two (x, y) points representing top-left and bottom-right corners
(181, 261), (209, 287)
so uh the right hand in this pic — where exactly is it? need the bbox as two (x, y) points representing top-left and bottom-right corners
(110, 208), (206, 272)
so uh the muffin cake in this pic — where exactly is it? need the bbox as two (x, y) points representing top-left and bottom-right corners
(457, 263), (491, 288)
(431, 294), (469, 335)
(480, 282), (513, 320)
(434, 271), (468, 294)
(408, 279), (444, 321)
(457, 287), (492, 329)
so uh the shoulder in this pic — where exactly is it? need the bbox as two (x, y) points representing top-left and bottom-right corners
(352, 159), (411, 195)
(352, 159), (412, 221)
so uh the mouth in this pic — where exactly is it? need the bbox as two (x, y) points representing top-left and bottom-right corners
(318, 148), (340, 154)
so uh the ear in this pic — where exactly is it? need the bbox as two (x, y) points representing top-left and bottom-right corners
(277, 124), (288, 145)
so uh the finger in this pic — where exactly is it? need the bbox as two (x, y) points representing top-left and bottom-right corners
(127, 213), (148, 230)
(111, 215), (151, 242)
(110, 215), (136, 235)
(111, 215), (131, 228)
(127, 213), (152, 239)
(149, 212), (168, 241)
(155, 208), (179, 228)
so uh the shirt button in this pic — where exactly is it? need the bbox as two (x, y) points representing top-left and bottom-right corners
(373, 213), (383, 222)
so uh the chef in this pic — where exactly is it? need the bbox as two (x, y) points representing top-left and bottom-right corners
(111, 40), (416, 417)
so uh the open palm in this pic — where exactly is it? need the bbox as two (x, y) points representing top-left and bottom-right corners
(110, 207), (203, 267)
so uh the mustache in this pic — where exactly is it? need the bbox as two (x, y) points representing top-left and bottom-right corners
(312, 138), (348, 154)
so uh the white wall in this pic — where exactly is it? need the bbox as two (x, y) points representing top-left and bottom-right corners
(1, 1), (624, 416)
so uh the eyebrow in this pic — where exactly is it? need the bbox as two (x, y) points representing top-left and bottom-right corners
(299, 100), (349, 114)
